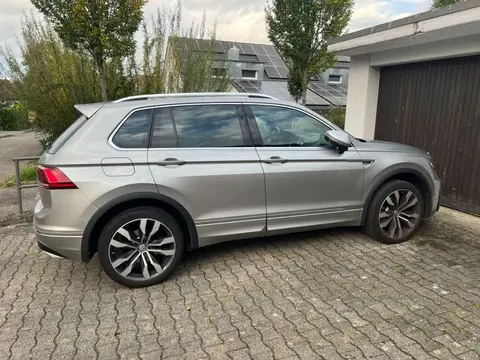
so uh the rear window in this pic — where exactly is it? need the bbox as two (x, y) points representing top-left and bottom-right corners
(48, 115), (88, 154)
(112, 109), (153, 148)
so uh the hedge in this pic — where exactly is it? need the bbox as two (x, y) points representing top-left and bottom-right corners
(0, 105), (29, 131)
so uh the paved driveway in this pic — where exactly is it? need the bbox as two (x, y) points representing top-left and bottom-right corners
(0, 208), (479, 360)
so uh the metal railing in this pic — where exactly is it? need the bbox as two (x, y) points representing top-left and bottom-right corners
(13, 156), (40, 213)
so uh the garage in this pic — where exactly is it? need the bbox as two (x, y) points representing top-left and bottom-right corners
(375, 56), (480, 215)
(327, 0), (480, 216)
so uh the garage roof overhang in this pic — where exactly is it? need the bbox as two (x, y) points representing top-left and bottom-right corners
(328, 0), (480, 57)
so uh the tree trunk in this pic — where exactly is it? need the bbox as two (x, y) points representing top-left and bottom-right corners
(96, 57), (108, 101)
(301, 70), (308, 106)
(99, 65), (108, 101)
(301, 86), (307, 105)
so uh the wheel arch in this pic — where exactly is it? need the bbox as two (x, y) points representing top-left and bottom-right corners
(362, 166), (434, 224)
(81, 192), (198, 262)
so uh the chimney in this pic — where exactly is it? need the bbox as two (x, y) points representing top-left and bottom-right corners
(228, 46), (240, 61)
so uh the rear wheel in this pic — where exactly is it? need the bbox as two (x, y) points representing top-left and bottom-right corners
(98, 207), (184, 287)
(365, 180), (424, 244)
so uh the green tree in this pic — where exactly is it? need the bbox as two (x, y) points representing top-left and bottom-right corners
(166, 2), (231, 93)
(265, 0), (353, 105)
(0, 79), (16, 102)
(287, 66), (304, 103)
(30, 0), (147, 101)
(1, 5), (231, 145)
(1, 15), (101, 142)
(432, 0), (463, 8)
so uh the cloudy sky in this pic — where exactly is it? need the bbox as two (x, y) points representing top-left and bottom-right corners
(1, 0), (431, 59)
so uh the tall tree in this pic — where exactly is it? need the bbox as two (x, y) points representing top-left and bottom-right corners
(0, 79), (16, 102)
(432, 0), (463, 8)
(266, 0), (353, 105)
(31, 0), (146, 101)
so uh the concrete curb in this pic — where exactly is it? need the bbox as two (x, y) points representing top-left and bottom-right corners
(0, 211), (33, 227)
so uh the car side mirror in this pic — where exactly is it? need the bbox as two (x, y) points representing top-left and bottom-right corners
(325, 130), (352, 154)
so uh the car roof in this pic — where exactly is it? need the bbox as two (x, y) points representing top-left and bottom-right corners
(75, 94), (304, 118)
(107, 95), (287, 107)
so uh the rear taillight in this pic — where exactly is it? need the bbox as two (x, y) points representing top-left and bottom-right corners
(36, 165), (77, 190)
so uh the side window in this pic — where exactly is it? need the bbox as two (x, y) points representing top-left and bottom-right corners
(151, 107), (178, 148)
(112, 109), (152, 148)
(172, 105), (245, 148)
(250, 105), (330, 147)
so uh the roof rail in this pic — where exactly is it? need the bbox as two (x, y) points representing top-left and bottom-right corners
(113, 92), (277, 103)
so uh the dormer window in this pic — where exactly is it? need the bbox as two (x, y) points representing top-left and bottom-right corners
(328, 74), (342, 84)
(242, 70), (258, 80)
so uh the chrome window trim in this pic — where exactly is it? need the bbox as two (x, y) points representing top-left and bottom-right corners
(108, 101), (336, 151)
(109, 102), (248, 151)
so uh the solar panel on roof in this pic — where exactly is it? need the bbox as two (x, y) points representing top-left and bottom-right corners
(213, 42), (225, 53)
(257, 55), (270, 63)
(264, 45), (278, 56)
(276, 67), (288, 78)
(265, 66), (281, 78)
(308, 81), (347, 106)
(197, 40), (211, 51)
(241, 44), (255, 55)
(234, 80), (331, 106)
(329, 84), (348, 92)
(252, 44), (267, 55)
(269, 56), (285, 67)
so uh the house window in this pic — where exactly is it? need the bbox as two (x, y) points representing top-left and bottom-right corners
(328, 75), (342, 84)
(242, 70), (258, 80)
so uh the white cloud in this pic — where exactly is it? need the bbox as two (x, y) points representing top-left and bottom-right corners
(0, 0), (36, 62)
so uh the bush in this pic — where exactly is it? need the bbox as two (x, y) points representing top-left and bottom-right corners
(1, 15), (101, 140)
(323, 106), (346, 129)
(0, 105), (29, 131)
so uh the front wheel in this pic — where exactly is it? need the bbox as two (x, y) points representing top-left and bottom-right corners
(364, 180), (424, 244)
(98, 207), (184, 287)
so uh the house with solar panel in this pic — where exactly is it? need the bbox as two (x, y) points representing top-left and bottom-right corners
(167, 37), (349, 114)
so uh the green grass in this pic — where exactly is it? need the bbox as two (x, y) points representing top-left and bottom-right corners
(0, 163), (37, 188)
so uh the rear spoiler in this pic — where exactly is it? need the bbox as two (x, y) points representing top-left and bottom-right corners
(74, 102), (105, 118)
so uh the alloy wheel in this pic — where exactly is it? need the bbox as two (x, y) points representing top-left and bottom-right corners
(379, 189), (420, 240)
(108, 218), (176, 281)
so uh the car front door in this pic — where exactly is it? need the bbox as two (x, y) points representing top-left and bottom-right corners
(147, 103), (266, 246)
(245, 104), (364, 234)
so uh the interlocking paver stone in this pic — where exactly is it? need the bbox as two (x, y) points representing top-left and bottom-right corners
(0, 208), (479, 359)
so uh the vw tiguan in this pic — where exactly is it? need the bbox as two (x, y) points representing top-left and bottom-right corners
(34, 93), (441, 287)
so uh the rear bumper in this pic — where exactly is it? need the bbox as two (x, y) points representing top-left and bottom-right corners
(34, 225), (83, 262)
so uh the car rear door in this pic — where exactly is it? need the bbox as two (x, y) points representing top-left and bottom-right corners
(245, 104), (364, 234)
(147, 103), (266, 246)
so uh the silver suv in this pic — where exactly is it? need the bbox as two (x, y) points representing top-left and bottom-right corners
(34, 93), (441, 287)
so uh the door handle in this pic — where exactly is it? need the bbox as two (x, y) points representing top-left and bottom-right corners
(156, 158), (187, 166)
(263, 156), (288, 164)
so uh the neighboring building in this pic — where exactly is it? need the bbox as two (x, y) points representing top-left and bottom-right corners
(169, 37), (349, 113)
(328, 0), (480, 215)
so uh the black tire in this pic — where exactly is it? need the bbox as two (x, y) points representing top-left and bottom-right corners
(98, 207), (184, 288)
(364, 180), (424, 244)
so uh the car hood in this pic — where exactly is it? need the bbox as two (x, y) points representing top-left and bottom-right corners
(353, 139), (429, 156)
